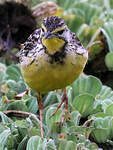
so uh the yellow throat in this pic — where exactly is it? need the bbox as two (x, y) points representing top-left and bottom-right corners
(42, 37), (65, 55)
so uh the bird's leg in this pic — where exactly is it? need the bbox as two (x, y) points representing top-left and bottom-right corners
(50, 100), (63, 118)
(50, 88), (70, 123)
(37, 93), (43, 138)
(61, 88), (69, 124)
(64, 88), (69, 121)
(60, 102), (65, 125)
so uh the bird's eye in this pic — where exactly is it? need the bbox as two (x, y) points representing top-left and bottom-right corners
(57, 30), (64, 35)
(42, 28), (45, 32)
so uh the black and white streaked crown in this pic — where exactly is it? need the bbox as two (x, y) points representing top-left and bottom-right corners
(42, 16), (65, 32)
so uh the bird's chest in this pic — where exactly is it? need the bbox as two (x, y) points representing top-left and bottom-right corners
(21, 51), (76, 75)
(21, 51), (86, 93)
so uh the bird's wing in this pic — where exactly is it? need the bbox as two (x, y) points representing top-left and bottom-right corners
(69, 32), (87, 55)
(19, 28), (41, 62)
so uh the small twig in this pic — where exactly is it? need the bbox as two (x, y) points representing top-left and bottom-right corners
(87, 41), (104, 51)
(3, 110), (39, 118)
(16, 90), (29, 98)
(84, 118), (95, 127)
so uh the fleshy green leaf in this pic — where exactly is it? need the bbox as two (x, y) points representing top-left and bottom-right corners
(0, 129), (11, 149)
(6, 65), (22, 82)
(91, 128), (109, 143)
(101, 22), (113, 52)
(0, 112), (13, 124)
(25, 96), (38, 113)
(43, 91), (60, 108)
(105, 104), (113, 115)
(7, 101), (28, 111)
(71, 75), (102, 99)
(73, 2), (101, 25)
(46, 106), (62, 129)
(26, 136), (45, 150)
(91, 117), (112, 143)
(46, 139), (57, 150)
(72, 94), (95, 117)
(97, 85), (113, 101)
(17, 136), (28, 150)
(105, 52), (113, 70)
(70, 111), (81, 125)
(58, 139), (76, 150)
(66, 15), (84, 34)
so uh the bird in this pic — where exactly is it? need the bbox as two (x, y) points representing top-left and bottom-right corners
(19, 16), (88, 138)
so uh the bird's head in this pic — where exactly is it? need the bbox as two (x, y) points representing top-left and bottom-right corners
(41, 16), (68, 55)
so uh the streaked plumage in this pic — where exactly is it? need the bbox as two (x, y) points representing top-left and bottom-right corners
(19, 16), (88, 138)
(20, 16), (88, 93)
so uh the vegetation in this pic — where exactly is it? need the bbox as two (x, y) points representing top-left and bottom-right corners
(0, 0), (113, 149)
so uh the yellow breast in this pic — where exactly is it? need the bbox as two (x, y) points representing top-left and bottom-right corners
(42, 37), (65, 55)
(20, 51), (88, 93)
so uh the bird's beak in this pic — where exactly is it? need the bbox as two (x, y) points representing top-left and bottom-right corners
(45, 31), (52, 39)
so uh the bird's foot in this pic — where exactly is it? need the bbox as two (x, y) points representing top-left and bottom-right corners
(50, 88), (70, 124)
